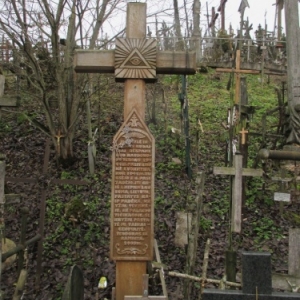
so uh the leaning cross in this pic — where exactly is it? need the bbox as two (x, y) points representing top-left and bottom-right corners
(124, 274), (167, 300)
(213, 153), (263, 232)
(74, 3), (195, 300)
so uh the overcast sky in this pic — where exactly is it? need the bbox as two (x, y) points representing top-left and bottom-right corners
(102, 0), (300, 40)
(221, 0), (284, 33)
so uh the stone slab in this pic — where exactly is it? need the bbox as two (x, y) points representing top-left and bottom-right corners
(62, 265), (84, 300)
(242, 252), (272, 295)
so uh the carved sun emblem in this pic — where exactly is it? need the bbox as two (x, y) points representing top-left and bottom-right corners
(115, 38), (156, 79)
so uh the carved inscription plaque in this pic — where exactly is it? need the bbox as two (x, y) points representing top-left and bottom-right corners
(110, 109), (154, 260)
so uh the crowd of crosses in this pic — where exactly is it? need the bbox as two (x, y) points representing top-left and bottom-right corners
(0, 0), (300, 299)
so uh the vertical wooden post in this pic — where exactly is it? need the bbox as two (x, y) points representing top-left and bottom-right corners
(285, 0), (300, 144)
(289, 228), (300, 277)
(218, 0), (227, 32)
(277, 0), (284, 41)
(232, 154), (243, 232)
(213, 154), (263, 233)
(239, 77), (249, 211)
(116, 4), (147, 300)
(184, 172), (205, 298)
(235, 50), (241, 104)
(225, 250), (237, 285)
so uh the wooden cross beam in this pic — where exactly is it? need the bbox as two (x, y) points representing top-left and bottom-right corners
(216, 50), (260, 104)
(4, 139), (88, 288)
(213, 153), (263, 232)
(124, 274), (167, 300)
(74, 50), (196, 77)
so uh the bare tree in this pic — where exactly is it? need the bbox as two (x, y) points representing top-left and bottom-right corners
(173, 0), (184, 50)
(0, 0), (123, 160)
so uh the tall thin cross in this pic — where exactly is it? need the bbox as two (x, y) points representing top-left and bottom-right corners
(216, 50), (260, 104)
(74, 3), (195, 300)
(213, 153), (263, 233)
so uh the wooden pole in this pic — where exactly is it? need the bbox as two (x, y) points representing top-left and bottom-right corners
(285, 0), (300, 144)
(225, 250), (237, 286)
(116, 4), (147, 300)
(289, 228), (300, 277)
(184, 172), (205, 299)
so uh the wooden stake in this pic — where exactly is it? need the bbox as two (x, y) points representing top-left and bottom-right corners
(289, 228), (300, 277)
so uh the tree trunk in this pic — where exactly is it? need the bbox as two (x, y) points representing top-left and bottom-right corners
(0, 0), (120, 161)
(192, 0), (201, 62)
(285, 0), (300, 144)
(173, 0), (184, 50)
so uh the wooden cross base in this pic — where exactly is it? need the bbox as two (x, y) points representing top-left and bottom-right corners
(124, 274), (167, 300)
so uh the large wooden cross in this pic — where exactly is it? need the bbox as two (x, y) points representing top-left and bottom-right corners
(74, 3), (195, 300)
(213, 153), (263, 233)
(216, 50), (260, 104)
